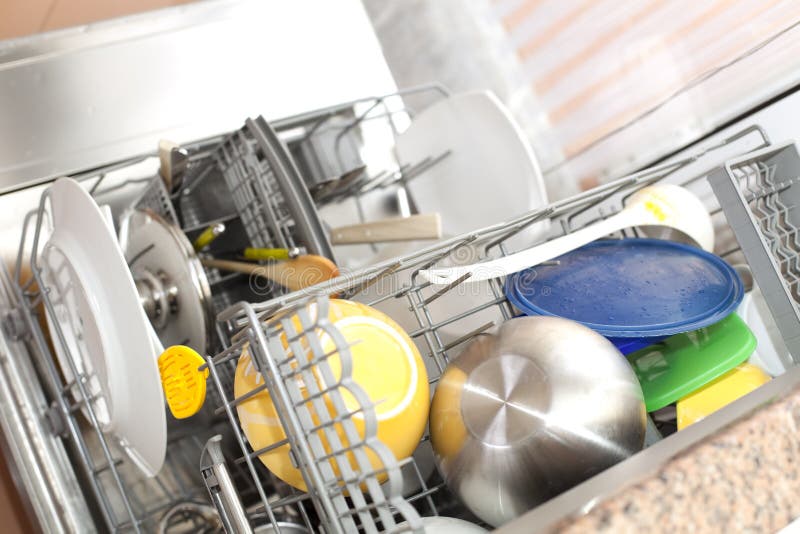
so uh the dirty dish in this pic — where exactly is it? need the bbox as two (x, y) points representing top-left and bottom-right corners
(627, 314), (756, 412)
(430, 316), (645, 527)
(419, 183), (714, 285)
(505, 238), (744, 338)
(676, 363), (770, 429)
(235, 299), (429, 492)
(42, 178), (166, 476)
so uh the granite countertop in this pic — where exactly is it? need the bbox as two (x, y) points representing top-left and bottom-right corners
(552, 386), (800, 533)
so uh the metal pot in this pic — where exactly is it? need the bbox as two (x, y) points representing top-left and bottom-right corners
(429, 316), (646, 527)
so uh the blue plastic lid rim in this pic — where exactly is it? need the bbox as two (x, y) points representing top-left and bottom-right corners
(504, 238), (744, 338)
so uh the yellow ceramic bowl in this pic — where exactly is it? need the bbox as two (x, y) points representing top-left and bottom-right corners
(677, 363), (770, 430)
(234, 299), (429, 492)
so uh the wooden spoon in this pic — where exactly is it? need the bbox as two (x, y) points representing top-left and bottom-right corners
(202, 255), (339, 292)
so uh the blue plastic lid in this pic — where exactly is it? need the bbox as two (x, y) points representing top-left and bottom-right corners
(505, 238), (744, 338)
(607, 335), (668, 355)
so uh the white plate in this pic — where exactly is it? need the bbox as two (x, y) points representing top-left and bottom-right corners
(396, 91), (549, 243)
(43, 178), (166, 476)
(349, 92), (548, 343)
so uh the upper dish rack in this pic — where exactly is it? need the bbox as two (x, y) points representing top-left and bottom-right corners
(200, 125), (793, 532)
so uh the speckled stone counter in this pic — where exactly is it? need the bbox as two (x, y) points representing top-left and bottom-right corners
(553, 388), (800, 533)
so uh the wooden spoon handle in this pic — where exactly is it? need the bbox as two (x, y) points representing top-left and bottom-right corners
(330, 213), (442, 245)
(202, 255), (338, 292)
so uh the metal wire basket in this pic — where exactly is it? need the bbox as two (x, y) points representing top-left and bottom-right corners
(5, 111), (342, 532)
(3, 90), (459, 533)
(201, 125), (780, 533)
(10, 197), (218, 533)
(709, 141), (800, 364)
(202, 297), (423, 533)
(275, 85), (452, 221)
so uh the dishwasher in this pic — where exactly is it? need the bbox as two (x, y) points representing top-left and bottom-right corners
(3, 78), (800, 533)
(4, 10), (800, 534)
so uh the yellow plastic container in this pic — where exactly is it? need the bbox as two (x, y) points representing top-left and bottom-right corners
(677, 363), (770, 430)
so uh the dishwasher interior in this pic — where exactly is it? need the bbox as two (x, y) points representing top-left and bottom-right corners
(1, 83), (799, 534)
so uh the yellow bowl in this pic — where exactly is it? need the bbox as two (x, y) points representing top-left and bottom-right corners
(676, 363), (770, 430)
(234, 299), (429, 491)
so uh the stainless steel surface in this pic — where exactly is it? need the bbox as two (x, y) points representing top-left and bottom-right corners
(253, 522), (310, 534)
(201, 436), (250, 534)
(0, 263), (96, 533)
(429, 317), (645, 527)
(0, 0), (396, 193)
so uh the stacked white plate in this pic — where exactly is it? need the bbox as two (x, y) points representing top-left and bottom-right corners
(41, 178), (166, 476)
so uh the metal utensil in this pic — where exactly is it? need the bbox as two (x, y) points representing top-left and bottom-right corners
(420, 183), (714, 284)
(122, 209), (215, 352)
(158, 139), (189, 193)
(429, 316), (646, 527)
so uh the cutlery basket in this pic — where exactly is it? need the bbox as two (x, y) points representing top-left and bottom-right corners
(132, 117), (334, 317)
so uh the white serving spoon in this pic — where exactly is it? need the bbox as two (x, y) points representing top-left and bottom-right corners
(419, 183), (714, 285)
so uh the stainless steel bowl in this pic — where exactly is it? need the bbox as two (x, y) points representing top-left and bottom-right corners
(429, 316), (646, 527)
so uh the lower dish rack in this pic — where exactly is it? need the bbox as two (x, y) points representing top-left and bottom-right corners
(195, 125), (794, 531)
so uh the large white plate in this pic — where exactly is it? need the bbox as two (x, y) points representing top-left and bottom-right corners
(42, 178), (166, 477)
(396, 91), (549, 242)
(353, 92), (549, 346)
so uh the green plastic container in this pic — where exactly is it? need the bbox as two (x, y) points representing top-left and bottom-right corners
(627, 314), (757, 412)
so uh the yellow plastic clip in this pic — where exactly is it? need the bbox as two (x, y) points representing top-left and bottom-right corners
(193, 223), (226, 251)
(158, 345), (209, 419)
(242, 247), (299, 261)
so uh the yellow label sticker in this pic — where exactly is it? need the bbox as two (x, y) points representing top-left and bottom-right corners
(643, 199), (668, 222)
